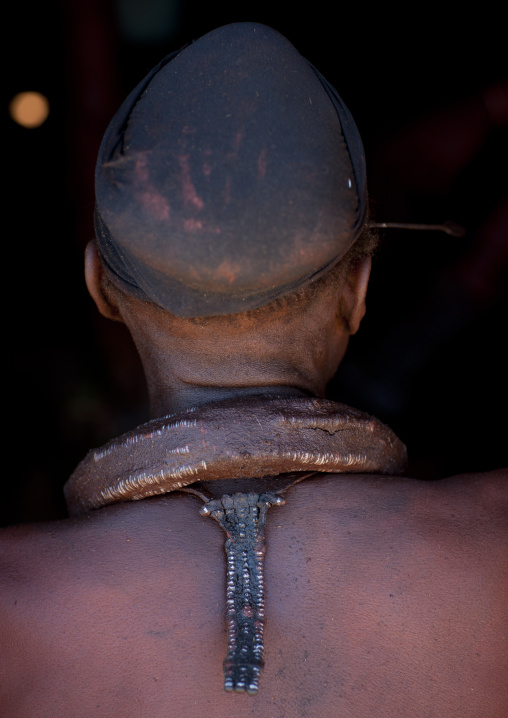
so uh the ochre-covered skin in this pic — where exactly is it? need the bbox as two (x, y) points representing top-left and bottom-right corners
(1, 470), (507, 718)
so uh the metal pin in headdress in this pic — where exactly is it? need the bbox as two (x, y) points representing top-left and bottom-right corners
(369, 220), (466, 237)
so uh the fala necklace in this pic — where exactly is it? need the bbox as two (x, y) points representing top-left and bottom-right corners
(65, 394), (407, 694)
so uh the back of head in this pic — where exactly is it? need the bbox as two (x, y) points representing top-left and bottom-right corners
(95, 22), (368, 318)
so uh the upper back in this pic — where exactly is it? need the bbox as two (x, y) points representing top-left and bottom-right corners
(1, 470), (507, 718)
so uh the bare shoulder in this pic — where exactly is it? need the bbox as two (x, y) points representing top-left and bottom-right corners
(285, 466), (508, 527)
(0, 512), (96, 584)
(0, 493), (218, 642)
(442, 466), (508, 499)
(0, 492), (213, 583)
(0, 495), (223, 718)
(418, 467), (508, 530)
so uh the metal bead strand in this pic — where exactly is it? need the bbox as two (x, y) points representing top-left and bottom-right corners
(200, 491), (284, 694)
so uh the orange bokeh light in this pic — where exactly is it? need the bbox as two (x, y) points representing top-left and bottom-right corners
(9, 91), (50, 128)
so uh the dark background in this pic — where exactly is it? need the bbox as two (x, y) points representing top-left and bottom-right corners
(4, 1), (507, 527)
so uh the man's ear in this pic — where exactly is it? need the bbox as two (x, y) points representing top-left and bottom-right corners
(339, 256), (372, 335)
(84, 240), (124, 322)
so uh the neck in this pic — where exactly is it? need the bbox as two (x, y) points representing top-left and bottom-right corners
(119, 290), (348, 420)
(134, 335), (343, 419)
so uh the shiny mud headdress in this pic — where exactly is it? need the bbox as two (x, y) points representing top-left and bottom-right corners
(94, 22), (368, 317)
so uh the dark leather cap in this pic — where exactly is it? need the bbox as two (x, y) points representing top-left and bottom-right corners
(95, 22), (367, 316)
